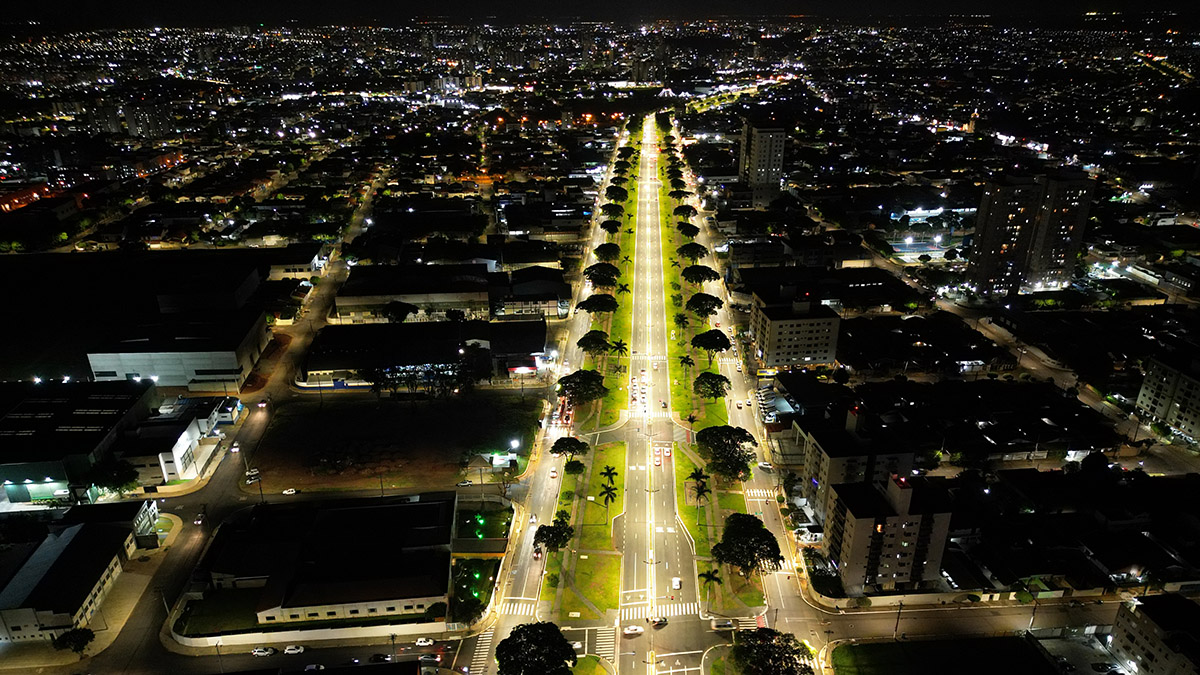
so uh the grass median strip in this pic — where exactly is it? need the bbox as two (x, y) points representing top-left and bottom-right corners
(540, 551), (563, 603)
(580, 442), (626, 551)
(674, 445), (712, 558)
(567, 553), (621, 615)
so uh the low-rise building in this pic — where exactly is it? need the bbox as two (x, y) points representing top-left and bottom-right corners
(1110, 594), (1200, 675)
(332, 263), (492, 323)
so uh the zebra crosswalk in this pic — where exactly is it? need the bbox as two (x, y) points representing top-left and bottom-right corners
(618, 602), (700, 620)
(497, 599), (536, 616)
(469, 629), (494, 674)
(594, 626), (616, 663)
(633, 410), (673, 419)
(745, 488), (775, 499)
(738, 616), (765, 630)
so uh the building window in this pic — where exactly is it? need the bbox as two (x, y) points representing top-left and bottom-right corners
(307, 613), (318, 618)
(265, 616), (275, 621)
(290, 614), (300, 619)
(349, 609), (359, 615)
(387, 606), (396, 612)
(326, 611), (336, 617)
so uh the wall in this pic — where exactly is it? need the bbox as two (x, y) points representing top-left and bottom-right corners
(172, 618), (448, 648)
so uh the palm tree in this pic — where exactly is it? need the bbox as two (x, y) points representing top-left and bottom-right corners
(698, 568), (723, 611)
(616, 283), (631, 295)
(693, 481), (712, 531)
(622, 256), (632, 264)
(600, 465), (618, 486)
(687, 467), (709, 486)
(673, 313), (690, 331)
(670, 259), (680, 268)
(609, 339), (629, 367)
(599, 484), (618, 520)
(679, 354), (695, 373)
(685, 413), (698, 429)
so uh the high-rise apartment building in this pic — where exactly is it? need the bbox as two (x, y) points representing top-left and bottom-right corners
(824, 474), (951, 595)
(1137, 354), (1200, 440)
(739, 122), (786, 208)
(125, 103), (174, 139)
(1110, 594), (1200, 675)
(966, 170), (1094, 297)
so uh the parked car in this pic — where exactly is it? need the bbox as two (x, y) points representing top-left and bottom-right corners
(282, 488), (297, 495)
(415, 637), (434, 647)
(284, 645), (305, 655)
(245, 476), (261, 485)
(245, 468), (260, 477)
(251, 647), (276, 657)
(456, 480), (472, 487)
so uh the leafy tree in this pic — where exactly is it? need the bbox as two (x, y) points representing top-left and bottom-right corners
(88, 457), (140, 494)
(600, 203), (625, 219)
(576, 294), (619, 314)
(445, 308), (466, 322)
(944, 248), (960, 261)
(730, 627), (814, 675)
(668, 189), (693, 202)
(918, 254), (933, 263)
(600, 219), (622, 237)
(534, 519), (574, 552)
(677, 242), (709, 263)
(383, 300), (419, 323)
(674, 204), (698, 219)
(676, 222), (700, 239)
(564, 459), (586, 475)
(610, 176), (628, 186)
(693, 371), (732, 402)
(697, 425), (757, 480)
(594, 242), (621, 262)
(617, 146), (636, 160)
(613, 160), (631, 173)
(685, 292), (724, 319)
(691, 329), (733, 366)
(550, 436), (590, 460)
(669, 178), (687, 191)
(712, 513), (783, 578)
(583, 262), (620, 286)
(52, 627), (95, 654)
(496, 621), (578, 675)
(666, 167), (683, 179)
(681, 264), (719, 286)
(832, 368), (850, 385)
(605, 185), (629, 202)
(424, 601), (448, 621)
(556, 370), (608, 407)
(576, 330), (611, 359)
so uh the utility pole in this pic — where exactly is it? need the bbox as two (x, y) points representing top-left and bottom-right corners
(893, 601), (903, 640)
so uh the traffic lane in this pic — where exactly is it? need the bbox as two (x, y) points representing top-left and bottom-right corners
(825, 601), (1119, 642)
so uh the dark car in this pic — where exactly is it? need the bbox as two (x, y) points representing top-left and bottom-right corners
(369, 654), (392, 663)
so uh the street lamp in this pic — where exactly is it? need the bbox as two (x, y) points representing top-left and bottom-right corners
(510, 439), (520, 450)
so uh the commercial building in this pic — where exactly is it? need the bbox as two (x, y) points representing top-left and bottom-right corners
(1110, 594), (1200, 675)
(824, 474), (952, 596)
(1137, 354), (1200, 441)
(199, 494), (456, 627)
(87, 308), (271, 392)
(749, 297), (840, 369)
(792, 407), (914, 525)
(739, 122), (786, 208)
(0, 523), (133, 642)
(332, 263), (492, 323)
(967, 170), (1095, 297)
(0, 381), (159, 504)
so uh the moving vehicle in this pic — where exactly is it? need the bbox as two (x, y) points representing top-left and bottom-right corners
(193, 512), (205, 525)
(251, 647), (276, 657)
(664, 446), (672, 457)
(415, 637), (434, 647)
(651, 617), (668, 627)
(758, 462), (773, 471)
(456, 480), (472, 487)
(369, 654), (393, 663)
(653, 362), (659, 370)
(419, 654), (442, 664)
(245, 467), (260, 477)
(671, 577), (682, 589)
(660, 400), (667, 408)
(623, 626), (645, 636)
(284, 645), (305, 655)
(533, 547), (543, 560)
(550, 468), (559, 479)
(571, 641), (583, 650)
(230, 441), (240, 453)
(710, 619), (735, 630)
(304, 665), (325, 671)
(245, 475), (261, 485)
(654, 457), (662, 467)
(736, 401), (743, 409)
(282, 488), (297, 495)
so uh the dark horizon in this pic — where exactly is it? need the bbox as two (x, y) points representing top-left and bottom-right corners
(5, 1), (1199, 30)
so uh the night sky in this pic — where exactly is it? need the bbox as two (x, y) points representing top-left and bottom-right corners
(6, 0), (1197, 28)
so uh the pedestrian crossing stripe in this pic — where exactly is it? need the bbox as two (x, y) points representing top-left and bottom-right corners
(737, 617), (762, 630)
(469, 629), (494, 673)
(498, 600), (536, 616)
(633, 411), (673, 419)
(595, 627), (617, 662)
(618, 602), (699, 620)
(746, 489), (775, 499)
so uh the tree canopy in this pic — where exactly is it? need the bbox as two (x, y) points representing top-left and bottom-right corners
(697, 425), (757, 480)
(677, 242), (709, 263)
(600, 203), (625, 219)
(676, 222), (700, 239)
(674, 204), (698, 219)
(605, 185), (629, 202)
(576, 294), (619, 314)
(52, 627), (95, 654)
(713, 513), (783, 578)
(685, 292), (724, 319)
(87, 458), (139, 494)
(691, 329), (733, 366)
(729, 627), (814, 675)
(496, 621), (578, 675)
(533, 512), (574, 552)
(583, 262), (620, 287)
(550, 436), (590, 460)
(693, 371), (732, 402)
(383, 300), (419, 323)
(594, 242), (621, 262)
(576, 330), (611, 358)
(556, 369), (608, 407)
(681, 264), (719, 285)
(600, 219), (622, 236)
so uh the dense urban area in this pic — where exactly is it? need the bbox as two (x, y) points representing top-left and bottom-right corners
(1, 11), (1200, 675)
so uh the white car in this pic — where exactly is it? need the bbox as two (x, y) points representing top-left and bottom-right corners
(284, 645), (305, 655)
(415, 637), (435, 647)
(251, 647), (276, 657)
(736, 401), (743, 409)
(623, 625), (645, 636)
(282, 488), (297, 495)
(672, 577), (682, 589)
(550, 468), (558, 479)
(758, 462), (774, 471)
(571, 641), (584, 650)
